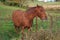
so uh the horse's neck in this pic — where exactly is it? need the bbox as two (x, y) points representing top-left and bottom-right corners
(26, 10), (36, 20)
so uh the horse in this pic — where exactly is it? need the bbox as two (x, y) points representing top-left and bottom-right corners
(12, 5), (47, 40)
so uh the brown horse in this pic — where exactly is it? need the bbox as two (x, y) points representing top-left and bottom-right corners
(12, 5), (47, 40)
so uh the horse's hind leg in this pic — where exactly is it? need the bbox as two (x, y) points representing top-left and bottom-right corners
(21, 26), (24, 40)
(14, 25), (19, 34)
(26, 27), (32, 40)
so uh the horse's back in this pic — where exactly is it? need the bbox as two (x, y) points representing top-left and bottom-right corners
(13, 10), (24, 16)
(12, 10), (25, 26)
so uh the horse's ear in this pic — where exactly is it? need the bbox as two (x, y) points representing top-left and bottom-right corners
(37, 4), (39, 7)
(35, 4), (39, 10)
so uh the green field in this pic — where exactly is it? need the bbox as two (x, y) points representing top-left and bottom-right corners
(0, 4), (60, 40)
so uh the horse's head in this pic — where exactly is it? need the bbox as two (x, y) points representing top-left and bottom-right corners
(35, 5), (47, 20)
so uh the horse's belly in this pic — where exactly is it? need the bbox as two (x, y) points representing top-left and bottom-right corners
(22, 19), (31, 27)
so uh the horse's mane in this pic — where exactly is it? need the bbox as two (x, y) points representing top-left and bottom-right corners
(26, 6), (45, 14)
(26, 7), (36, 12)
(26, 6), (44, 11)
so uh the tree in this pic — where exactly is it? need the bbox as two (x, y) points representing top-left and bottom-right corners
(19, 0), (35, 7)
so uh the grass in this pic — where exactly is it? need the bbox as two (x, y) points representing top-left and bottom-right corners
(0, 4), (60, 40)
